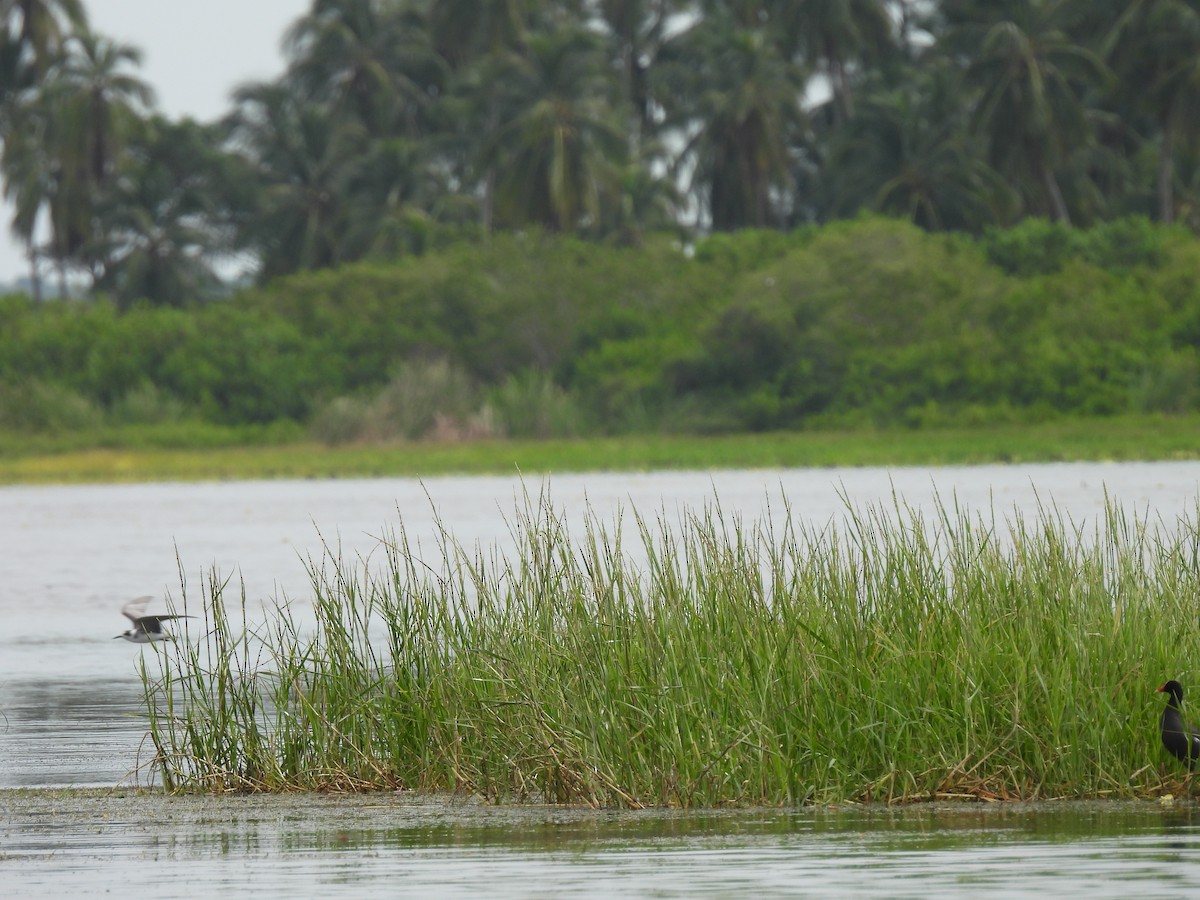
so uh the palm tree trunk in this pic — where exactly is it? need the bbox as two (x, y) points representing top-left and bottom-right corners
(830, 52), (853, 124)
(481, 93), (499, 234)
(27, 246), (42, 303)
(482, 166), (495, 233)
(1158, 116), (1175, 224)
(1041, 162), (1071, 226)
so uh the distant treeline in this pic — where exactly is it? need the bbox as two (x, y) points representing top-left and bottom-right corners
(1, 1), (1199, 307)
(2, 216), (1198, 440)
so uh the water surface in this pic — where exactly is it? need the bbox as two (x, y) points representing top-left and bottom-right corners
(4, 792), (1200, 898)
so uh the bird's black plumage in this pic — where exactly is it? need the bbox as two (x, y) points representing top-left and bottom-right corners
(114, 596), (192, 643)
(1158, 680), (1200, 768)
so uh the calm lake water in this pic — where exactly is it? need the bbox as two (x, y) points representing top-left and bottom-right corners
(6, 792), (1200, 898)
(3, 461), (1200, 896)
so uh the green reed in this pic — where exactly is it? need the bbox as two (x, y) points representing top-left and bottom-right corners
(140, 489), (1200, 805)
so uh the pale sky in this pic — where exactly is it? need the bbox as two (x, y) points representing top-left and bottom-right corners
(0, 0), (311, 282)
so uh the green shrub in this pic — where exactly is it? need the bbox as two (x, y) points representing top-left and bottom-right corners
(370, 357), (486, 440)
(685, 218), (1006, 426)
(2, 217), (1200, 437)
(109, 382), (187, 425)
(309, 395), (374, 445)
(311, 357), (495, 443)
(983, 216), (1165, 277)
(983, 218), (1087, 276)
(159, 305), (323, 424)
(1131, 349), (1200, 414)
(0, 378), (104, 432)
(691, 227), (808, 272)
(487, 370), (585, 439)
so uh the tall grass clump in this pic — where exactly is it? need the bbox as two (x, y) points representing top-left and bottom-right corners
(309, 357), (498, 443)
(141, 491), (1200, 805)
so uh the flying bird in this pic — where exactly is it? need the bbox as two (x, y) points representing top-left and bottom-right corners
(113, 596), (191, 643)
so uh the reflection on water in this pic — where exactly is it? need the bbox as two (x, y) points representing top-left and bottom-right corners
(0, 678), (152, 788)
(4, 794), (1200, 898)
(4, 465), (1200, 896)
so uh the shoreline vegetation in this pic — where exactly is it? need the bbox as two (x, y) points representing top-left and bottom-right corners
(3, 413), (1200, 485)
(140, 490), (1199, 806)
(7, 218), (1200, 461)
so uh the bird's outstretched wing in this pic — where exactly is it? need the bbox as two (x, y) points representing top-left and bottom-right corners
(121, 596), (155, 622)
(139, 614), (191, 626)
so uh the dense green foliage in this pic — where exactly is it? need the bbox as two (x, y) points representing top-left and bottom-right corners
(142, 492), (1200, 803)
(3, 217), (1199, 437)
(2, 1), (1200, 304)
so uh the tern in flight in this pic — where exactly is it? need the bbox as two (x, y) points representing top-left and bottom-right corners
(113, 596), (191, 643)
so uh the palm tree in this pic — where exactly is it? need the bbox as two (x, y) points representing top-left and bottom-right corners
(1106, 0), (1200, 223)
(594, 0), (678, 143)
(483, 27), (628, 232)
(967, 6), (1110, 224)
(228, 80), (367, 279)
(338, 135), (446, 259)
(0, 0), (86, 88)
(597, 153), (683, 244)
(1, 87), (54, 297)
(94, 117), (236, 307)
(0, 0), (88, 296)
(429, 0), (527, 66)
(6, 26), (153, 291)
(824, 64), (1015, 230)
(769, 0), (895, 123)
(284, 0), (444, 138)
(656, 15), (807, 229)
(50, 29), (153, 185)
(431, 0), (533, 232)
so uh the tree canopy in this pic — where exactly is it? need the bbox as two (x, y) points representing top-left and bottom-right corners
(1, 0), (1197, 305)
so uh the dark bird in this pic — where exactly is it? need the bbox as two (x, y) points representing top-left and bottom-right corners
(1158, 680), (1200, 768)
(113, 596), (191, 643)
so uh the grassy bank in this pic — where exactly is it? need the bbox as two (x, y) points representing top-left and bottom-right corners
(4, 413), (1200, 484)
(142, 491), (1199, 806)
